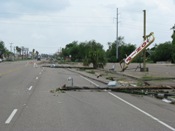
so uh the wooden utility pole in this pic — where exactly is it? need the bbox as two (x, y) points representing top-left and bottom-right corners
(116, 8), (119, 59)
(143, 10), (147, 72)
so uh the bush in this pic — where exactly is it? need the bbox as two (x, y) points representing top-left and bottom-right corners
(172, 53), (175, 63)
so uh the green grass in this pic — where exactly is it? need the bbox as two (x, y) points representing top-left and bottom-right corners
(86, 70), (95, 74)
(106, 76), (115, 81)
(142, 76), (173, 81)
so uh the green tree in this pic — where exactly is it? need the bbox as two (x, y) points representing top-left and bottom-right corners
(106, 41), (117, 62)
(171, 25), (175, 45)
(60, 40), (106, 68)
(0, 41), (12, 59)
(0, 41), (5, 50)
(61, 41), (79, 61)
(118, 44), (136, 61)
(150, 42), (174, 62)
(78, 42), (87, 60)
(172, 53), (175, 63)
(84, 40), (106, 68)
(0, 41), (6, 58)
(171, 25), (175, 62)
(106, 37), (136, 62)
(4, 49), (12, 58)
(172, 32), (175, 45)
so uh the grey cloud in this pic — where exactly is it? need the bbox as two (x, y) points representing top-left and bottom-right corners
(0, 0), (70, 16)
(21, 0), (70, 12)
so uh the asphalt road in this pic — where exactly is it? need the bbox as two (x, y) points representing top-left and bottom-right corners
(0, 61), (175, 131)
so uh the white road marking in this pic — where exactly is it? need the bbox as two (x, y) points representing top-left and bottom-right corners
(39, 72), (42, 75)
(28, 86), (33, 91)
(5, 109), (18, 124)
(36, 77), (38, 80)
(80, 76), (99, 87)
(33, 63), (38, 68)
(108, 92), (175, 131)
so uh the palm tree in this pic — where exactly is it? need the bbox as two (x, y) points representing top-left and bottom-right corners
(16, 46), (21, 55)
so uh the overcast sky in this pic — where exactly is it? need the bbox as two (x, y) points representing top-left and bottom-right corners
(0, 0), (175, 54)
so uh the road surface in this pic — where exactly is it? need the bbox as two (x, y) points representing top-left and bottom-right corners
(0, 61), (175, 131)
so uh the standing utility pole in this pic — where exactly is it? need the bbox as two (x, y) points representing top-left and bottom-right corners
(10, 43), (13, 52)
(116, 8), (119, 59)
(143, 10), (147, 72)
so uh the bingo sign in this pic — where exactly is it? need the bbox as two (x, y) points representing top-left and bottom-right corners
(124, 39), (149, 64)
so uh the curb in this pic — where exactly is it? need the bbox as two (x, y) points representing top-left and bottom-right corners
(67, 68), (109, 85)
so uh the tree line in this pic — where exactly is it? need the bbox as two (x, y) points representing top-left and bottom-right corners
(0, 41), (39, 60)
(58, 30), (175, 68)
(60, 40), (106, 68)
(0, 41), (12, 59)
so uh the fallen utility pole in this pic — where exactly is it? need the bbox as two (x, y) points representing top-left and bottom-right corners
(57, 85), (175, 91)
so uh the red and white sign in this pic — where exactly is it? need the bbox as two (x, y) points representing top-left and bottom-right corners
(124, 39), (149, 64)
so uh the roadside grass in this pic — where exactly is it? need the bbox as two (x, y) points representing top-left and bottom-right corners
(86, 70), (95, 74)
(142, 75), (175, 81)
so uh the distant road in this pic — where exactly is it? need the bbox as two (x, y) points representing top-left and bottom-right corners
(0, 61), (175, 131)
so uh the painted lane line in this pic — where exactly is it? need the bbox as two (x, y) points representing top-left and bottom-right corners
(80, 76), (99, 87)
(28, 86), (33, 91)
(39, 72), (42, 75)
(5, 109), (18, 124)
(108, 92), (175, 131)
(36, 77), (38, 80)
